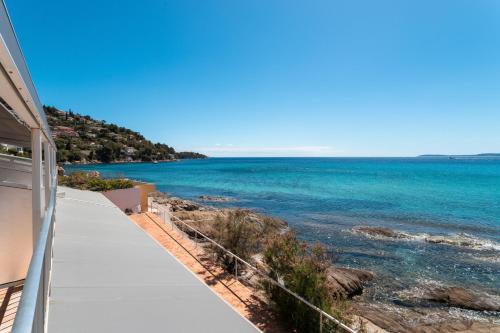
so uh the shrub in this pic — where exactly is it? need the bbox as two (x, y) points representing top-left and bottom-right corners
(262, 231), (349, 333)
(206, 209), (284, 273)
(209, 209), (260, 272)
(59, 171), (134, 191)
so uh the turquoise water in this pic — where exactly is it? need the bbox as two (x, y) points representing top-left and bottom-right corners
(69, 157), (500, 304)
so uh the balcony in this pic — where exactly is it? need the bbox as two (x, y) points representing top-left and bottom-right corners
(48, 187), (258, 332)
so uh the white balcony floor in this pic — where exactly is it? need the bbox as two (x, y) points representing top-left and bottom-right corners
(48, 187), (259, 333)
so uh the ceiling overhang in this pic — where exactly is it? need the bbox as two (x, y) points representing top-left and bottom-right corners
(0, 101), (31, 146)
(0, 0), (55, 148)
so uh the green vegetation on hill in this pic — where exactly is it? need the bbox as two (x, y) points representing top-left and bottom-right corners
(44, 106), (207, 163)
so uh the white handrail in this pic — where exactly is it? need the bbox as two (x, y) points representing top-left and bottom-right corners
(150, 202), (357, 333)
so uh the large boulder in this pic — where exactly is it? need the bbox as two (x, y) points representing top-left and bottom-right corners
(327, 267), (374, 298)
(152, 193), (202, 211)
(415, 321), (500, 333)
(355, 303), (500, 333)
(354, 304), (410, 332)
(421, 286), (500, 312)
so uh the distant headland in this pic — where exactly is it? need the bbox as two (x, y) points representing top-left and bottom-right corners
(418, 153), (500, 159)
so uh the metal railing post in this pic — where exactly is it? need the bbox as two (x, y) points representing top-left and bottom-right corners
(31, 128), (42, 247)
(43, 141), (50, 210)
(234, 256), (238, 279)
(319, 312), (323, 333)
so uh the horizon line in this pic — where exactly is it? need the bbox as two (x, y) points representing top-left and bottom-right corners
(199, 154), (499, 158)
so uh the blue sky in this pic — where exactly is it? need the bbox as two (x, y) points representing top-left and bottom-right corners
(7, 0), (500, 157)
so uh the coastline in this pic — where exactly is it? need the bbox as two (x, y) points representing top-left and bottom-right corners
(145, 191), (379, 332)
(145, 189), (500, 332)
(63, 157), (208, 166)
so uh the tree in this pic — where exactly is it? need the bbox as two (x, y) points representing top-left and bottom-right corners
(67, 150), (82, 162)
(95, 145), (113, 163)
(57, 149), (70, 162)
(207, 210), (283, 273)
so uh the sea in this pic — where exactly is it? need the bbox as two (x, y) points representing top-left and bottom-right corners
(68, 157), (500, 311)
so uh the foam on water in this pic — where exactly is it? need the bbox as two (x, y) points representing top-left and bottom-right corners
(351, 226), (500, 251)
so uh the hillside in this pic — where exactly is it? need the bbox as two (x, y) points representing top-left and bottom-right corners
(44, 106), (206, 163)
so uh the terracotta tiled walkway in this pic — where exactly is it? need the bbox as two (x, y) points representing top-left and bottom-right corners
(129, 212), (288, 333)
(0, 282), (23, 333)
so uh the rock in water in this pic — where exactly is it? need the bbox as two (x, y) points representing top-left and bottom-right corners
(422, 286), (500, 312)
(352, 226), (409, 239)
(198, 195), (235, 202)
(327, 267), (374, 298)
(353, 225), (500, 251)
(354, 304), (410, 332)
(355, 303), (500, 333)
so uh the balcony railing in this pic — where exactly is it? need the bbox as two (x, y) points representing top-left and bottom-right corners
(150, 201), (358, 333)
(11, 176), (57, 333)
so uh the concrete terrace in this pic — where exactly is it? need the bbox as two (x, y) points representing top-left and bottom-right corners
(49, 186), (259, 333)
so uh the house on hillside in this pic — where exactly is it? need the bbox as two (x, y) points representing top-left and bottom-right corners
(123, 146), (137, 162)
(124, 147), (136, 155)
(52, 126), (79, 138)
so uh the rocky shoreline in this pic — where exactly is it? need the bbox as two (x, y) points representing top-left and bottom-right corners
(150, 192), (500, 332)
(150, 192), (375, 297)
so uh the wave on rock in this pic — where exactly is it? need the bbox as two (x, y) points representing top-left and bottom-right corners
(352, 226), (500, 251)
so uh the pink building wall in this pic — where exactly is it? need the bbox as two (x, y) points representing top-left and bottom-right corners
(102, 187), (141, 213)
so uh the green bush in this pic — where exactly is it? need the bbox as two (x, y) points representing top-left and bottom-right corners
(59, 172), (134, 191)
(208, 209), (283, 273)
(262, 231), (349, 333)
(209, 209), (260, 272)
